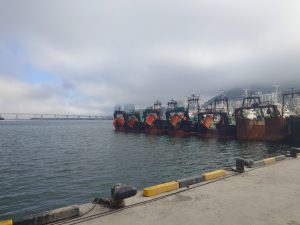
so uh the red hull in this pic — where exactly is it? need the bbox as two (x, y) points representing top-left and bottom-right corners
(168, 130), (198, 136)
(114, 127), (126, 132)
(144, 127), (168, 135)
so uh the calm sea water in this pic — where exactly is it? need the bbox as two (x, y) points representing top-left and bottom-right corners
(0, 120), (290, 220)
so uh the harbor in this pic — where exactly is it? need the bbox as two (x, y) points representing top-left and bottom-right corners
(1, 149), (300, 225)
(0, 120), (292, 221)
(1, 1), (300, 224)
(1, 88), (299, 223)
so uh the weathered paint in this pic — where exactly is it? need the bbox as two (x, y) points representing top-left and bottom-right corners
(178, 175), (204, 188)
(236, 118), (288, 142)
(143, 181), (179, 197)
(263, 157), (276, 165)
(144, 127), (168, 135)
(0, 220), (12, 225)
(203, 170), (226, 181)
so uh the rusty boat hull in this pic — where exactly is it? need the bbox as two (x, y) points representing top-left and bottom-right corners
(167, 120), (199, 136)
(114, 121), (145, 133)
(144, 120), (169, 135)
(114, 126), (126, 132)
(144, 127), (168, 135)
(197, 125), (236, 139)
(196, 123), (236, 139)
(236, 117), (289, 142)
(167, 129), (198, 136)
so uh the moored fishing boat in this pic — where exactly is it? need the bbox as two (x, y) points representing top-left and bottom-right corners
(113, 107), (144, 132)
(166, 99), (189, 136)
(113, 110), (126, 131)
(167, 95), (200, 136)
(234, 96), (288, 142)
(197, 95), (236, 138)
(143, 101), (168, 135)
(124, 111), (145, 132)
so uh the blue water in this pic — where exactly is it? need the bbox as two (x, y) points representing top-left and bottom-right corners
(0, 120), (290, 220)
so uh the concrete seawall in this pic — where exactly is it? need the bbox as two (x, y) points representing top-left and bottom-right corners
(2, 157), (300, 225)
(63, 157), (300, 225)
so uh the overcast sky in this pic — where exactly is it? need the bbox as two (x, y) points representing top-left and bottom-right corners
(0, 0), (299, 115)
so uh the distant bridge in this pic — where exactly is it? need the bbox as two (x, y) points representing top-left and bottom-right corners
(0, 113), (112, 120)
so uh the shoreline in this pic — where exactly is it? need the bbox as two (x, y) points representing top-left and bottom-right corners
(2, 154), (300, 225)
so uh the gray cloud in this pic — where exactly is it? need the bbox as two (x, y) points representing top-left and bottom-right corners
(0, 0), (299, 114)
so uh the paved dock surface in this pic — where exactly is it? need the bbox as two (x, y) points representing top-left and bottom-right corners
(60, 158), (300, 225)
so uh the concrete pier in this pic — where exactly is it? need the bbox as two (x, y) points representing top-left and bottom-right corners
(57, 157), (300, 225)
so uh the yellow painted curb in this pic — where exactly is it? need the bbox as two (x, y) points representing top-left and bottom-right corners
(263, 157), (276, 165)
(143, 181), (179, 197)
(0, 220), (13, 225)
(203, 169), (226, 181)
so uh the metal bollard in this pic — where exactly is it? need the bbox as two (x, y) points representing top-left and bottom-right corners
(94, 183), (137, 208)
(110, 184), (137, 208)
(290, 147), (300, 158)
(236, 158), (254, 172)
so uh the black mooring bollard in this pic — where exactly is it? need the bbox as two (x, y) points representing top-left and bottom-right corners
(94, 183), (137, 208)
(290, 147), (300, 158)
(110, 184), (137, 208)
(236, 158), (254, 173)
